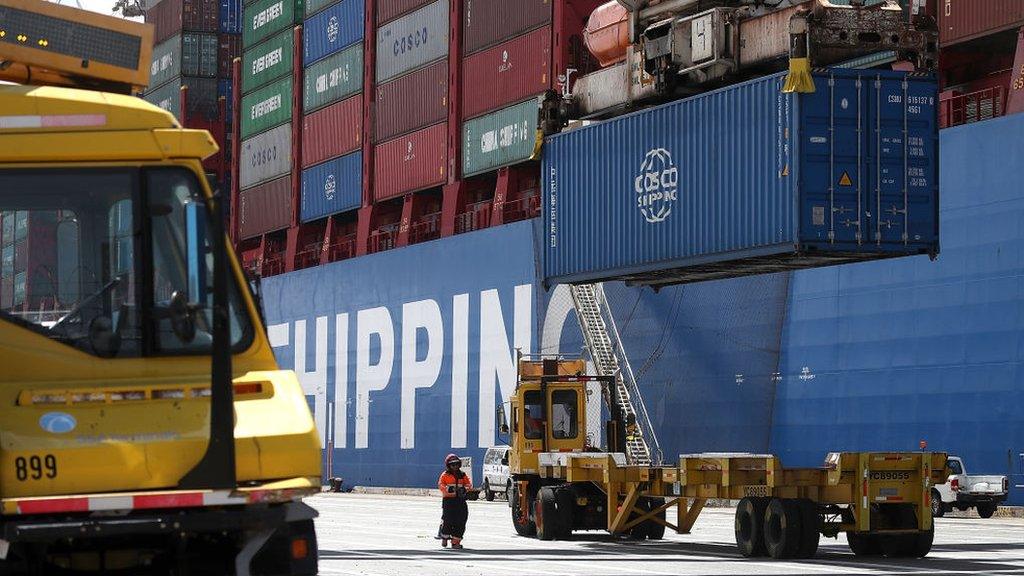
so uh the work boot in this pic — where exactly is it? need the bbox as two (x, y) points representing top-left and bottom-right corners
(451, 538), (463, 549)
(441, 538), (449, 548)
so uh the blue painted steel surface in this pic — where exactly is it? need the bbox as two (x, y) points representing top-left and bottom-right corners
(220, 0), (243, 33)
(543, 69), (939, 286)
(771, 112), (1024, 505)
(303, 0), (364, 66)
(300, 151), (362, 222)
(217, 79), (234, 123)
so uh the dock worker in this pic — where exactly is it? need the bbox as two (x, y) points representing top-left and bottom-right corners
(438, 453), (472, 549)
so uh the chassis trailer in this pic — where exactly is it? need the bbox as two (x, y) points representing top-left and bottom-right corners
(505, 359), (947, 559)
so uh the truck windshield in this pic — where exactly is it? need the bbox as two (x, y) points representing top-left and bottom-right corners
(0, 168), (253, 357)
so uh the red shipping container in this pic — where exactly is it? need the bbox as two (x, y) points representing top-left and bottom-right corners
(374, 59), (447, 142)
(218, 35), (242, 79)
(373, 122), (447, 201)
(239, 176), (293, 240)
(939, 0), (1024, 46)
(146, 0), (219, 44)
(376, 0), (434, 25)
(302, 95), (363, 168)
(463, 0), (551, 55)
(462, 26), (552, 120)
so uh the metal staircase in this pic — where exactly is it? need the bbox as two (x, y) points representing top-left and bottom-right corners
(570, 283), (662, 466)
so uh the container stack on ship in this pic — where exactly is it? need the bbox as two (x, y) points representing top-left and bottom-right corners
(216, 0), (1024, 503)
(142, 0), (242, 191)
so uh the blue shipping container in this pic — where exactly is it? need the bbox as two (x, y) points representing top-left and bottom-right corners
(543, 69), (939, 287)
(217, 79), (234, 123)
(300, 151), (362, 222)
(303, 0), (364, 67)
(220, 0), (243, 33)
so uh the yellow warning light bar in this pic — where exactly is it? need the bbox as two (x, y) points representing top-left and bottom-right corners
(0, 0), (153, 94)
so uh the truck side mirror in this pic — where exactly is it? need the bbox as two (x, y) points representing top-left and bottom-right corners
(496, 404), (510, 440)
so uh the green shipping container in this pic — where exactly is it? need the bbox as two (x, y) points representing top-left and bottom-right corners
(244, 0), (303, 47)
(240, 76), (293, 139)
(462, 99), (540, 177)
(242, 29), (294, 94)
(303, 44), (362, 112)
(304, 0), (335, 16)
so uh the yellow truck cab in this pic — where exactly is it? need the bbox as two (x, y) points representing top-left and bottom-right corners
(0, 1), (321, 573)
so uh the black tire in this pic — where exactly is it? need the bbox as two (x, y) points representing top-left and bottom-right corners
(735, 497), (770, 557)
(931, 490), (945, 518)
(536, 487), (562, 541)
(506, 480), (513, 501)
(908, 526), (935, 557)
(764, 499), (802, 559)
(794, 499), (820, 559)
(645, 497), (667, 541)
(555, 489), (575, 539)
(484, 481), (495, 502)
(847, 532), (883, 556)
(511, 483), (536, 536)
(977, 503), (997, 518)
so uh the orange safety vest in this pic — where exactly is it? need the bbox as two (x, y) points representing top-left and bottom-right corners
(438, 470), (472, 498)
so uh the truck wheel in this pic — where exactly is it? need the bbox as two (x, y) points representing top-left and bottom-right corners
(977, 503), (997, 518)
(763, 499), (802, 559)
(536, 487), (563, 541)
(555, 489), (575, 539)
(506, 480), (513, 501)
(847, 532), (883, 556)
(735, 497), (770, 557)
(930, 490), (945, 518)
(484, 481), (495, 502)
(645, 497), (667, 541)
(511, 483), (536, 536)
(794, 499), (820, 559)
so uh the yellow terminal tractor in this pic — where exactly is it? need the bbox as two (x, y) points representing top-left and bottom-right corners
(502, 357), (947, 560)
(0, 0), (321, 573)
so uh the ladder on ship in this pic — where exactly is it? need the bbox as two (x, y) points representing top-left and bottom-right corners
(570, 283), (662, 466)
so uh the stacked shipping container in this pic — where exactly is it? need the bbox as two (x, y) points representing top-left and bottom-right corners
(0, 211), (58, 315)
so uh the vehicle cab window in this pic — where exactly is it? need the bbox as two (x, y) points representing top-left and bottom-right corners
(523, 390), (543, 440)
(550, 389), (579, 439)
(947, 460), (963, 475)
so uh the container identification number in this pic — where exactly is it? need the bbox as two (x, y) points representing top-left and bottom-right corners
(869, 471), (910, 481)
(14, 455), (57, 481)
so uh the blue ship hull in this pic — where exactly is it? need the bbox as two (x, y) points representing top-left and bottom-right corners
(262, 112), (1024, 505)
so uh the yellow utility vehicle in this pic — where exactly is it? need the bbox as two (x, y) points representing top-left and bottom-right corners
(502, 358), (947, 560)
(0, 1), (321, 573)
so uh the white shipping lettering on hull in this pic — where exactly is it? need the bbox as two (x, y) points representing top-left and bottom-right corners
(267, 283), (534, 451)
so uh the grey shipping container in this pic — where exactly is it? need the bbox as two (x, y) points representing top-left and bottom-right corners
(375, 0), (449, 83)
(150, 33), (220, 88)
(462, 98), (539, 177)
(143, 76), (220, 121)
(303, 44), (362, 112)
(542, 69), (940, 287)
(239, 176), (293, 239)
(239, 123), (293, 189)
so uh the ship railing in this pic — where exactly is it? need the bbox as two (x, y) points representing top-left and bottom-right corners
(262, 254), (286, 277)
(329, 234), (357, 261)
(940, 86), (1005, 128)
(455, 201), (492, 234)
(294, 241), (324, 270)
(369, 225), (398, 254)
(409, 211), (442, 244)
(499, 193), (541, 223)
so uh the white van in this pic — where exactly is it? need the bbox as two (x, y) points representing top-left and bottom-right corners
(481, 446), (511, 501)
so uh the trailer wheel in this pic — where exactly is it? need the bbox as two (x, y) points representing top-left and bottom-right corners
(511, 483), (536, 536)
(536, 487), (562, 541)
(764, 499), (802, 559)
(645, 497), (667, 541)
(794, 499), (820, 559)
(847, 532), (883, 556)
(977, 503), (997, 518)
(735, 497), (770, 557)
(930, 490), (945, 518)
(555, 488), (575, 539)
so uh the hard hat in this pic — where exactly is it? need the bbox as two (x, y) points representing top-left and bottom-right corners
(445, 453), (461, 466)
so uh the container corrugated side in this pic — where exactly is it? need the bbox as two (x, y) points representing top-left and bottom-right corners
(542, 69), (939, 286)
(239, 123), (293, 189)
(940, 0), (1024, 46)
(376, 0), (432, 24)
(242, 29), (294, 94)
(217, 79), (235, 121)
(143, 76), (220, 120)
(218, 34), (242, 78)
(372, 122), (447, 201)
(239, 176), (293, 239)
(302, 0), (364, 66)
(244, 0), (304, 46)
(149, 34), (184, 88)
(462, 25), (551, 120)
(463, 0), (551, 56)
(462, 98), (539, 177)
(302, 95), (362, 167)
(303, 43), (362, 112)
(300, 151), (362, 222)
(146, 0), (219, 43)
(375, 0), (449, 83)
(220, 0), (243, 33)
(374, 59), (446, 142)
(240, 76), (292, 139)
